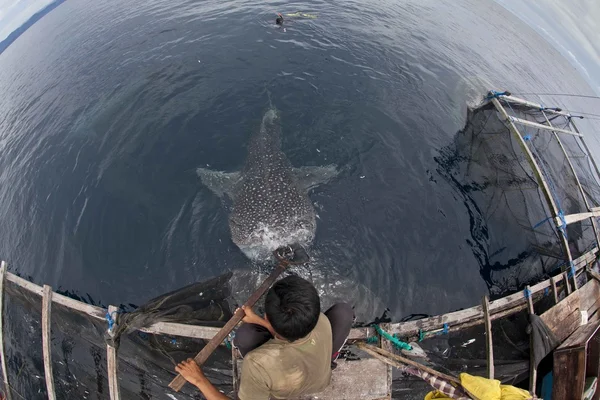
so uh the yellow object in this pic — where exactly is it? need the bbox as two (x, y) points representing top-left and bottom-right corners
(459, 373), (501, 399)
(423, 374), (532, 400)
(500, 384), (531, 399)
(424, 391), (451, 399)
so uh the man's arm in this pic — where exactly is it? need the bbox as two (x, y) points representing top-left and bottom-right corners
(175, 359), (231, 400)
(241, 305), (277, 337)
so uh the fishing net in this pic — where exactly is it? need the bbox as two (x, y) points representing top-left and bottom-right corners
(2, 273), (235, 400)
(436, 97), (600, 296)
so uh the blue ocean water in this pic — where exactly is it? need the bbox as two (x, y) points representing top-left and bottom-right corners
(0, 0), (599, 325)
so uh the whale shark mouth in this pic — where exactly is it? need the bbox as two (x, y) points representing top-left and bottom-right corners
(237, 222), (315, 261)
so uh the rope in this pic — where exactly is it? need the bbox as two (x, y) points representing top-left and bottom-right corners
(105, 310), (119, 332)
(371, 324), (413, 351)
(523, 287), (532, 299)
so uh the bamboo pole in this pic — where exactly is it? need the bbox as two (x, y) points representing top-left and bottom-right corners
(42, 285), (56, 400)
(0, 262), (11, 400)
(491, 97), (573, 265)
(356, 342), (461, 384)
(550, 277), (559, 304)
(526, 285), (537, 395)
(482, 296), (494, 379)
(106, 305), (121, 400)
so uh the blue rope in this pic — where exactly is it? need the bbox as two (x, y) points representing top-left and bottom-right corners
(567, 262), (576, 278)
(487, 90), (509, 99)
(105, 311), (119, 332)
(523, 287), (532, 299)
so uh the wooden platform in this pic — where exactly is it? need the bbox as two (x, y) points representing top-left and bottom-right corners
(235, 356), (391, 400)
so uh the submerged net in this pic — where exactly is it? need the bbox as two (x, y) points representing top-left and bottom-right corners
(436, 97), (600, 296)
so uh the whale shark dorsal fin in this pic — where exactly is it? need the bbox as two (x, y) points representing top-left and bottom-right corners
(196, 168), (241, 198)
(292, 165), (339, 192)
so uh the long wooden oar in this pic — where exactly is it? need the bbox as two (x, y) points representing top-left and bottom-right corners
(169, 245), (308, 392)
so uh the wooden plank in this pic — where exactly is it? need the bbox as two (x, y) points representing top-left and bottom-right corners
(553, 348), (586, 400)
(588, 266), (600, 283)
(106, 305), (120, 400)
(558, 321), (600, 350)
(526, 285), (537, 395)
(508, 116), (582, 137)
(482, 296), (494, 379)
(0, 262), (11, 400)
(492, 98), (574, 266)
(42, 285), (56, 400)
(551, 277), (559, 304)
(540, 290), (581, 343)
(586, 327), (600, 400)
(390, 247), (597, 337)
(578, 280), (600, 316)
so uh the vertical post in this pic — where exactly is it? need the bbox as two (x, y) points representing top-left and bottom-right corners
(564, 272), (572, 295)
(526, 285), (537, 395)
(106, 305), (121, 400)
(550, 277), (559, 304)
(42, 285), (56, 400)
(542, 110), (600, 253)
(0, 262), (11, 400)
(482, 296), (494, 379)
(380, 323), (393, 399)
(491, 98), (573, 264)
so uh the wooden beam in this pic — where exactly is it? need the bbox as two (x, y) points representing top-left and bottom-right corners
(390, 247), (597, 338)
(563, 209), (600, 225)
(0, 262), (11, 400)
(491, 98), (573, 265)
(482, 296), (494, 379)
(106, 305), (121, 400)
(550, 277), (559, 304)
(587, 266), (600, 283)
(508, 116), (582, 137)
(42, 285), (56, 400)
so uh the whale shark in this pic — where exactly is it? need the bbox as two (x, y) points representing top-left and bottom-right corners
(197, 108), (338, 260)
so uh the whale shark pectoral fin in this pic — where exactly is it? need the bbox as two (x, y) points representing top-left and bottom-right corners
(292, 165), (339, 192)
(196, 168), (241, 198)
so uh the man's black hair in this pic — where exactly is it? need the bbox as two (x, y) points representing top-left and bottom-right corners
(265, 275), (320, 341)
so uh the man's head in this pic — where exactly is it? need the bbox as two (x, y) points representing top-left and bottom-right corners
(265, 275), (320, 341)
(276, 13), (284, 25)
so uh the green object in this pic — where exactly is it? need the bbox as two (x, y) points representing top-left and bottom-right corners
(372, 325), (412, 351)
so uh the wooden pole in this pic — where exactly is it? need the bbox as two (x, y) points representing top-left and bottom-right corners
(526, 285), (537, 395)
(550, 277), (559, 304)
(564, 272), (572, 295)
(0, 262), (11, 400)
(482, 296), (494, 379)
(356, 342), (461, 385)
(169, 262), (288, 392)
(106, 305), (121, 400)
(491, 98), (573, 265)
(42, 285), (56, 400)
